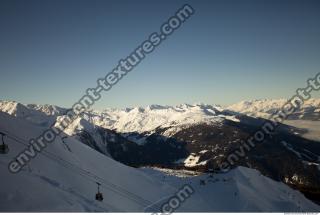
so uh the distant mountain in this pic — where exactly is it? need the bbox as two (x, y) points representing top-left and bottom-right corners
(227, 98), (320, 120)
(87, 103), (227, 133)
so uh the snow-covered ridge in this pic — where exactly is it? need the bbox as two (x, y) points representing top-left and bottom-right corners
(1, 98), (319, 134)
(0, 100), (228, 134)
(0, 100), (68, 117)
(0, 100), (57, 127)
(93, 103), (226, 133)
(227, 98), (320, 119)
(26, 103), (68, 116)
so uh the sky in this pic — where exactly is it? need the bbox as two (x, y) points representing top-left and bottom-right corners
(0, 0), (320, 109)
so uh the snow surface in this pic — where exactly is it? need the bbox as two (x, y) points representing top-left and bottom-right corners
(0, 111), (319, 212)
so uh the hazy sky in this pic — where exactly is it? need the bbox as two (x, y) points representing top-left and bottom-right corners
(0, 0), (320, 109)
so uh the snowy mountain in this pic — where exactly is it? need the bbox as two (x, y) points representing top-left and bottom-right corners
(227, 98), (320, 120)
(81, 103), (230, 133)
(0, 110), (319, 212)
(1, 100), (320, 207)
(0, 101), (229, 133)
(0, 101), (69, 118)
(4, 99), (318, 134)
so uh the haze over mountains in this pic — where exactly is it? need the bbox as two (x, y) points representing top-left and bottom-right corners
(0, 99), (320, 211)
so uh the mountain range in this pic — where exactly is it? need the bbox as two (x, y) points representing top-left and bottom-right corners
(0, 99), (320, 211)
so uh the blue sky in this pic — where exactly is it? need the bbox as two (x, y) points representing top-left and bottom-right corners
(0, 0), (320, 109)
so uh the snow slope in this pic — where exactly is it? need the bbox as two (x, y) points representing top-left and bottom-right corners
(142, 166), (320, 212)
(0, 111), (178, 212)
(0, 111), (319, 212)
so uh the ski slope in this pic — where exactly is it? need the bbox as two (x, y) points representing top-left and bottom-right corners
(0, 111), (178, 212)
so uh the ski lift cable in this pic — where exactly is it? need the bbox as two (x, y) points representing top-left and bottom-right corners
(4, 132), (154, 207)
(5, 132), (158, 210)
(1, 127), (162, 210)
(0, 129), (160, 210)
